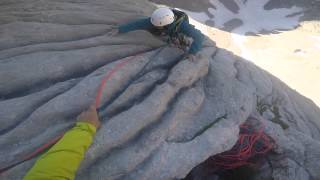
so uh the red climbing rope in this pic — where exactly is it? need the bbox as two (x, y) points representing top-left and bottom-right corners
(0, 135), (63, 174)
(204, 117), (275, 172)
(95, 55), (138, 108)
(0, 53), (141, 174)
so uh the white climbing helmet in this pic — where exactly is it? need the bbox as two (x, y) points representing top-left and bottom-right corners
(150, 7), (175, 27)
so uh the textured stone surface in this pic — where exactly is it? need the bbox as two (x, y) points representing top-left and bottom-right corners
(0, 0), (320, 180)
(152, 0), (320, 108)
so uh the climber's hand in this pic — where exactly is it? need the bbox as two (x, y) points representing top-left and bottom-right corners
(108, 29), (119, 36)
(77, 104), (101, 129)
(186, 54), (196, 61)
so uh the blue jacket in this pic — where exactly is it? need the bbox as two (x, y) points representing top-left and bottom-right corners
(119, 17), (204, 54)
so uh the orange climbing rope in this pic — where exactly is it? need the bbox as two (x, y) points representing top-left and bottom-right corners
(0, 53), (141, 174)
(0, 135), (63, 174)
(95, 55), (137, 108)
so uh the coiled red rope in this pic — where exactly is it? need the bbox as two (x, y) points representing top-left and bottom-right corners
(201, 117), (275, 172)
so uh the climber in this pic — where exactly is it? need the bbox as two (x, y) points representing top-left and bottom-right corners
(24, 104), (100, 180)
(110, 7), (205, 61)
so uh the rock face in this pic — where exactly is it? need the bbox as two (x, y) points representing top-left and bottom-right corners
(0, 0), (320, 180)
(152, 0), (320, 108)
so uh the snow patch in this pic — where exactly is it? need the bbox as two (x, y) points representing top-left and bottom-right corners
(183, 0), (303, 59)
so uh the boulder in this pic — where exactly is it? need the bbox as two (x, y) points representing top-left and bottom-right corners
(0, 0), (319, 180)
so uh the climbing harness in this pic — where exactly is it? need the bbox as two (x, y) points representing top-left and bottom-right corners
(169, 34), (193, 52)
(0, 52), (144, 174)
(167, 9), (190, 51)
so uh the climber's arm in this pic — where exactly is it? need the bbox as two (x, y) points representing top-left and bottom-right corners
(119, 17), (154, 33)
(24, 105), (100, 180)
(179, 21), (205, 55)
